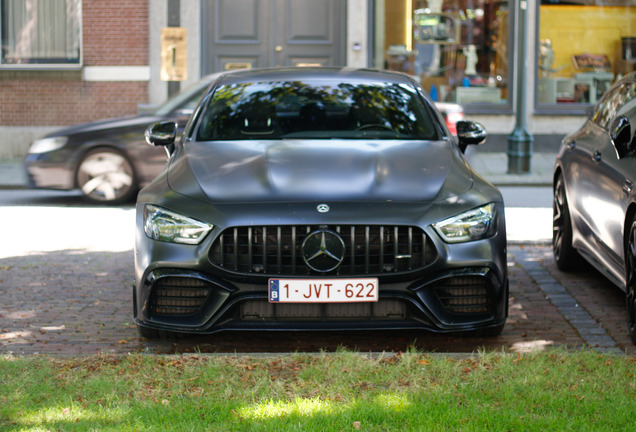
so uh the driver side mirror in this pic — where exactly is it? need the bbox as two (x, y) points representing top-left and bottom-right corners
(456, 120), (487, 153)
(610, 115), (635, 159)
(145, 121), (178, 147)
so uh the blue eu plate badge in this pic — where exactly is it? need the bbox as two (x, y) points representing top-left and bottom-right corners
(269, 279), (280, 302)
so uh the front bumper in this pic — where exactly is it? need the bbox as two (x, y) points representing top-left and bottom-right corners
(134, 265), (508, 335)
(24, 154), (75, 190)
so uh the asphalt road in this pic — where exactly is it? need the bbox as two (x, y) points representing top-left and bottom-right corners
(1, 189), (633, 355)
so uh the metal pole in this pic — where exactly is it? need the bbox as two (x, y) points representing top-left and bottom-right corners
(167, 0), (181, 98)
(507, 0), (533, 174)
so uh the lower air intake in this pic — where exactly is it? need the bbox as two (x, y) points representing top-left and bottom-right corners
(433, 275), (491, 314)
(149, 277), (211, 316)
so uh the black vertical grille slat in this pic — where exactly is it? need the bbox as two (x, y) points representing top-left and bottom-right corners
(407, 227), (413, 270)
(379, 226), (384, 273)
(291, 226), (297, 273)
(232, 228), (238, 271)
(262, 226), (267, 273)
(365, 226), (370, 274)
(210, 225), (436, 276)
(276, 226), (282, 273)
(248, 227), (253, 271)
(394, 226), (399, 271)
(350, 226), (356, 273)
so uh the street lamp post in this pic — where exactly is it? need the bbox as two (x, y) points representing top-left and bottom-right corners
(507, 0), (533, 174)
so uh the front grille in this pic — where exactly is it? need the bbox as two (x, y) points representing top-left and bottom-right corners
(149, 277), (212, 316)
(433, 276), (491, 314)
(209, 225), (436, 276)
(240, 299), (407, 321)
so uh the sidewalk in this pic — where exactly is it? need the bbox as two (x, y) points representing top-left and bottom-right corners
(466, 151), (554, 187)
(0, 151), (555, 189)
(0, 160), (28, 189)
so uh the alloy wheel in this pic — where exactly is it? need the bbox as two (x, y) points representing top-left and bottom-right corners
(552, 175), (579, 270)
(553, 177), (566, 261)
(76, 149), (136, 204)
(626, 221), (636, 344)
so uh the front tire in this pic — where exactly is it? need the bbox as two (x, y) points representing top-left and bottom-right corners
(76, 148), (137, 204)
(553, 174), (581, 271)
(625, 220), (636, 344)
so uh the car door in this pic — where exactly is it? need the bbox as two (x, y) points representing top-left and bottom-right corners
(570, 81), (635, 284)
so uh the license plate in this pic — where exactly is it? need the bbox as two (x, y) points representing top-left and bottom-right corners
(269, 278), (378, 303)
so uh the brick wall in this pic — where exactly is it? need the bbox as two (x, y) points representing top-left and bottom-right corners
(0, 0), (149, 127)
(83, 0), (149, 66)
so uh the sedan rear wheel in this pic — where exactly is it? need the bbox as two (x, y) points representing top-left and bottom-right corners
(626, 220), (636, 344)
(553, 174), (581, 271)
(76, 149), (137, 204)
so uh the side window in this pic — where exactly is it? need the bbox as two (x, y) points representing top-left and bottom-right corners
(592, 84), (629, 130)
(616, 83), (636, 119)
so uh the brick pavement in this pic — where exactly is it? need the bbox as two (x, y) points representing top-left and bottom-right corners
(1, 244), (633, 356)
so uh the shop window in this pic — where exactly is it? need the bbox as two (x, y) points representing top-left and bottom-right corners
(0, 0), (81, 67)
(377, 0), (511, 109)
(537, 0), (634, 110)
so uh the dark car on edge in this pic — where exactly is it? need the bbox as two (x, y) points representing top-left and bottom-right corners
(553, 72), (636, 344)
(134, 67), (508, 339)
(23, 76), (217, 204)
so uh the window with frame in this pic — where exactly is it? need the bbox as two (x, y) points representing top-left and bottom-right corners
(537, 0), (634, 111)
(1, 0), (81, 67)
(376, 0), (511, 110)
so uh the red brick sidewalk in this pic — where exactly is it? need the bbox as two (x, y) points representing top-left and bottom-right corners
(1, 245), (633, 356)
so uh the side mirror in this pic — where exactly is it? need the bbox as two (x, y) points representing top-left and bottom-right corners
(456, 120), (487, 153)
(610, 115), (634, 159)
(145, 121), (178, 147)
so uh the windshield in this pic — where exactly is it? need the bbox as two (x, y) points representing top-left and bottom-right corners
(194, 80), (440, 141)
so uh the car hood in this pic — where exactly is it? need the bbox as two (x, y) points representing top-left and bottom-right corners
(45, 114), (162, 137)
(167, 139), (474, 203)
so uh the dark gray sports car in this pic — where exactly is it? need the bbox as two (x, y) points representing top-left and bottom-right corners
(553, 72), (636, 344)
(134, 67), (508, 338)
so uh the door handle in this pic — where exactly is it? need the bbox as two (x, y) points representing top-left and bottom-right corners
(592, 150), (602, 162)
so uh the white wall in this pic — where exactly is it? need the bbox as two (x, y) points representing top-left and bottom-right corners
(347, 0), (368, 68)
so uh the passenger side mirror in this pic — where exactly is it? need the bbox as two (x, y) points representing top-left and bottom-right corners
(145, 121), (178, 147)
(610, 115), (635, 159)
(456, 121), (487, 153)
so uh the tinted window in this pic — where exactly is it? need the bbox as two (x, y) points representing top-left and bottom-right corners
(592, 83), (632, 130)
(195, 80), (440, 141)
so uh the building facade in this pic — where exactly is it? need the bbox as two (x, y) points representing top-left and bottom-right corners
(0, 0), (634, 158)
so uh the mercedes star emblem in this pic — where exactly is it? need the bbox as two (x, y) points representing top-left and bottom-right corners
(302, 229), (345, 272)
(317, 204), (330, 213)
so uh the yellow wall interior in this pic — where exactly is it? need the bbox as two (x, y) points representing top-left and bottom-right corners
(540, 5), (634, 77)
(385, 0), (411, 51)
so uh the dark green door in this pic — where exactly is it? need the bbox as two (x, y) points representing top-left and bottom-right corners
(202, 0), (346, 73)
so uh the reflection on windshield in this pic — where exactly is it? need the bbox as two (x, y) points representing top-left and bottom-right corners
(195, 81), (439, 141)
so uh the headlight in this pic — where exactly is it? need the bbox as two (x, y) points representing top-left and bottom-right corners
(433, 203), (498, 243)
(28, 137), (68, 154)
(144, 205), (212, 245)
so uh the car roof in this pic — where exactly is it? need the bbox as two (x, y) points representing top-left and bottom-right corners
(212, 67), (417, 86)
